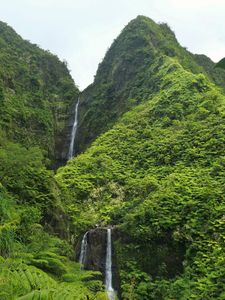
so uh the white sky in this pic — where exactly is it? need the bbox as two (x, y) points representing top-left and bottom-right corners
(0, 0), (224, 90)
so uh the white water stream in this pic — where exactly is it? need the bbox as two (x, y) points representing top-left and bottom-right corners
(105, 228), (116, 300)
(68, 98), (79, 159)
(79, 231), (88, 269)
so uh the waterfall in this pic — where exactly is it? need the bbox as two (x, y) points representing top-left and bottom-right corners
(68, 98), (79, 159)
(105, 228), (116, 300)
(79, 231), (88, 269)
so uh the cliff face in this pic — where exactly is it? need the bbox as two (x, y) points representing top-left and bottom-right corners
(0, 21), (79, 164)
(83, 228), (107, 274)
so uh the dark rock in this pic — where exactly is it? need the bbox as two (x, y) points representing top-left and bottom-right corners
(85, 228), (107, 275)
(76, 227), (121, 296)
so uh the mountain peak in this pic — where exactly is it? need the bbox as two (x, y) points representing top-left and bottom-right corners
(76, 16), (204, 152)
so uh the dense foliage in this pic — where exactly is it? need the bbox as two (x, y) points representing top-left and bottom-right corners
(77, 16), (225, 153)
(216, 57), (225, 70)
(0, 178), (106, 299)
(0, 21), (79, 163)
(0, 21), (107, 299)
(57, 54), (225, 299)
(1, 14), (225, 299)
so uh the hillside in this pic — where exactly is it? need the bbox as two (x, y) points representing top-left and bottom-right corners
(0, 22), (107, 300)
(216, 57), (225, 70)
(194, 54), (225, 88)
(77, 16), (225, 153)
(0, 20), (79, 164)
(57, 17), (225, 299)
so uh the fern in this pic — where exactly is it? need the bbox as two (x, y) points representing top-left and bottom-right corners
(0, 259), (106, 299)
(0, 261), (55, 298)
(30, 257), (67, 276)
(17, 284), (98, 300)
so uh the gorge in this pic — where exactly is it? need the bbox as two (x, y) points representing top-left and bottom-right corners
(0, 15), (225, 300)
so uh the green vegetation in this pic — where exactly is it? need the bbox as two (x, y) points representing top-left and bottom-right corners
(216, 57), (225, 70)
(194, 54), (225, 89)
(57, 54), (225, 299)
(0, 21), (106, 299)
(77, 16), (225, 153)
(1, 15), (225, 299)
(0, 21), (79, 163)
(0, 183), (106, 299)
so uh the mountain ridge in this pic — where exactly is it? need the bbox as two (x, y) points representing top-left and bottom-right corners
(76, 15), (225, 155)
(0, 20), (80, 164)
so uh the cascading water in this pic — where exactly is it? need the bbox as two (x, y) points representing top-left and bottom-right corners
(68, 98), (79, 159)
(79, 231), (88, 269)
(105, 228), (116, 300)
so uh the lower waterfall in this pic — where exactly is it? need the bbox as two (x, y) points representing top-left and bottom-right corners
(105, 228), (116, 300)
(79, 231), (88, 269)
(78, 228), (118, 299)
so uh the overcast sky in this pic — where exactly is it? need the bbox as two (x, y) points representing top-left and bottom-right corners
(0, 0), (224, 90)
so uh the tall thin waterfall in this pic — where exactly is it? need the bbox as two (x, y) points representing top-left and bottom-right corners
(79, 231), (88, 269)
(68, 98), (79, 159)
(105, 228), (116, 300)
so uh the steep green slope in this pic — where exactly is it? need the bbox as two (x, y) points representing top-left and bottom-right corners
(0, 21), (79, 164)
(0, 185), (105, 299)
(0, 145), (106, 299)
(57, 55), (225, 299)
(216, 57), (225, 70)
(1, 15), (225, 299)
(77, 16), (225, 153)
(0, 22), (109, 299)
(194, 54), (225, 89)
